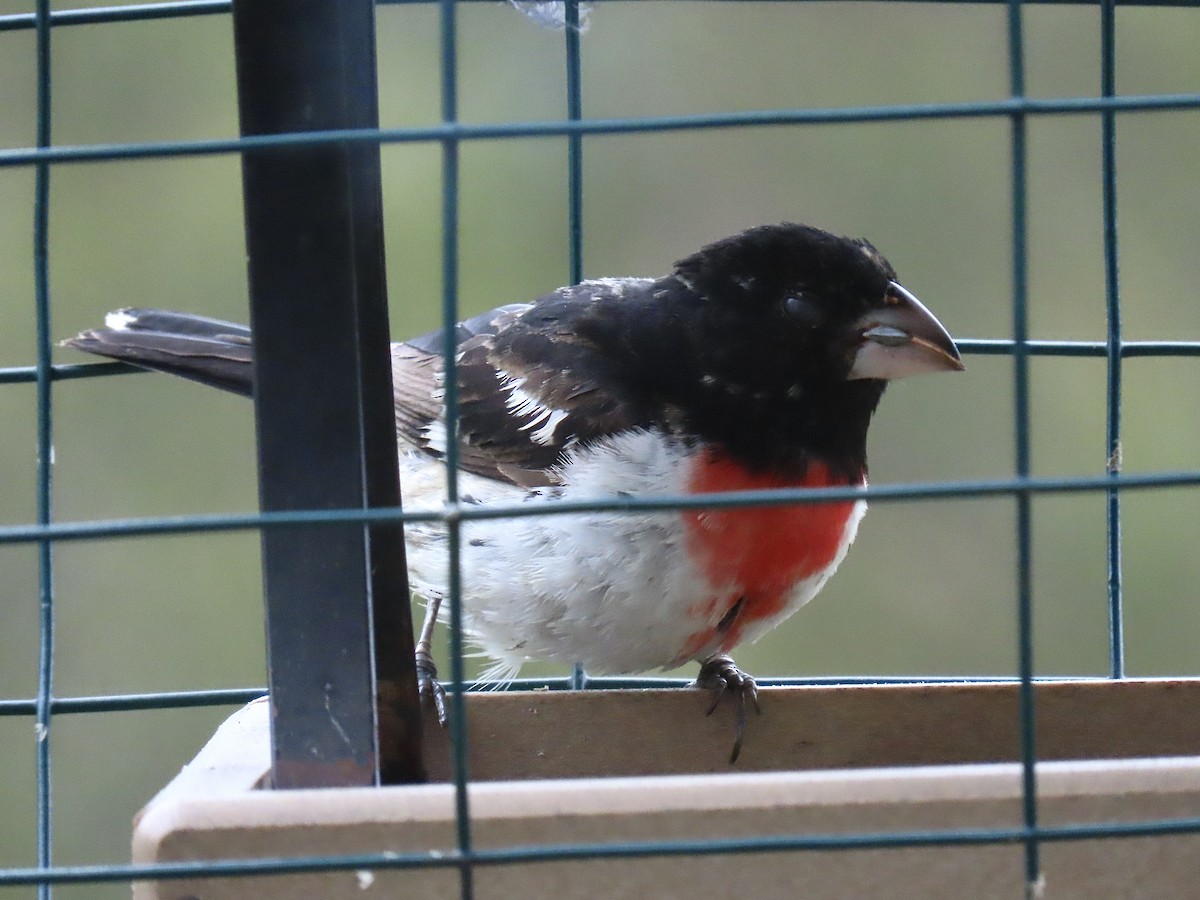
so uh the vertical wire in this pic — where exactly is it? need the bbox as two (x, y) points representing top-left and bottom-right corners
(564, 0), (588, 693)
(1006, 0), (1042, 895)
(33, 2), (55, 898)
(565, 0), (583, 289)
(439, 0), (474, 896)
(1100, 0), (1124, 679)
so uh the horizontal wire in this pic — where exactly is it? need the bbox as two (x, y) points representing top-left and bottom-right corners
(0, 0), (1197, 32)
(0, 687), (266, 717)
(1, 469), (1199, 547)
(0, 361), (140, 385)
(0, 0), (224, 31)
(4, 813), (1200, 886)
(0, 674), (1178, 717)
(1, 93), (1199, 170)
(8, 340), (1200, 389)
(957, 339), (1200, 358)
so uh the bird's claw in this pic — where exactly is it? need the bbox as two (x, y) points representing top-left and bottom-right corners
(695, 654), (760, 764)
(415, 648), (448, 727)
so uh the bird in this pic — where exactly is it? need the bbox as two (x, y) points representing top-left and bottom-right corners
(63, 222), (963, 763)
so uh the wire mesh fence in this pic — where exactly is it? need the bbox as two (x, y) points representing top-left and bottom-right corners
(2, 0), (1200, 897)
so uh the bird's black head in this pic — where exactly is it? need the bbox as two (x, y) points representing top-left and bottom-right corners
(609, 223), (964, 474)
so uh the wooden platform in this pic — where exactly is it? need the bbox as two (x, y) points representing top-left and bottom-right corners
(133, 680), (1200, 899)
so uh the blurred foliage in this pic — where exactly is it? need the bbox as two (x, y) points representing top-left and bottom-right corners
(2, 1), (1200, 897)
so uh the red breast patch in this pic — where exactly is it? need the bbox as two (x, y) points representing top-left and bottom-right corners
(679, 449), (861, 655)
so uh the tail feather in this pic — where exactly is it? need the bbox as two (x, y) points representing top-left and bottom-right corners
(62, 307), (254, 397)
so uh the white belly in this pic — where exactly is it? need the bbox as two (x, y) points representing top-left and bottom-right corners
(400, 429), (863, 679)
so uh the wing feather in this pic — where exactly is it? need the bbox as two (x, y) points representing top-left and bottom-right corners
(62, 308), (253, 396)
(393, 279), (658, 488)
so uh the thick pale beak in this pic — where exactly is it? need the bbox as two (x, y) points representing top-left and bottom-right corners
(848, 282), (965, 380)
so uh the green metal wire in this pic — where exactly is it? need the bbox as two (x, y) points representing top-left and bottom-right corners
(3, 94), (1200, 171)
(0, 674), (1178, 720)
(5, 814), (1200, 888)
(1100, 0), (1125, 679)
(958, 340), (1200, 357)
(33, 2), (55, 897)
(0, 688), (266, 717)
(0, 0), (1196, 34)
(9, 340), (1200, 391)
(4, 470), (1200, 549)
(564, 0), (588, 693)
(0, 360), (140, 384)
(1004, 0), (1041, 892)
(437, 0), (476, 893)
(565, 0), (584, 289)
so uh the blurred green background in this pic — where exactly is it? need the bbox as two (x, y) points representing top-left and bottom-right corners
(2, 0), (1199, 896)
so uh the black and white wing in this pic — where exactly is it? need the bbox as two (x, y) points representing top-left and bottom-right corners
(63, 277), (667, 490)
(392, 278), (660, 488)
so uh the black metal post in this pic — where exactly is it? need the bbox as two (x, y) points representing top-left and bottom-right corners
(231, 0), (425, 787)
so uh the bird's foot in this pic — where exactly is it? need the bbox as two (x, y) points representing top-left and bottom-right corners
(415, 646), (448, 727)
(695, 654), (761, 764)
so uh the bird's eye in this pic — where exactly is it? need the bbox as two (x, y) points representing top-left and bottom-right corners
(782, 294), (821, 326)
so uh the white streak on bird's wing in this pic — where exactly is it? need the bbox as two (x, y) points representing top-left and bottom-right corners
(498, 373), (534, 415)
(545, 276), (651, 304)
(577, 276), (645, 298)
(393, 281), (666, 488)
(392, 316), (568, 487)
(105, 310), (138, 331)
(391, 343), (444, 455)
(421, 417), (448, 455)
(484, 276), (667, 448)
(497, 373), (574, 449)
(526, 409), (569, 446)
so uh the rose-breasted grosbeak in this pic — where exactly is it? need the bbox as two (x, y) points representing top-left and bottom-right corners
(65, 223), (962, 762)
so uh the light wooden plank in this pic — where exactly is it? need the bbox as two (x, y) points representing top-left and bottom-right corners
(132, 680), (1200, 899)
